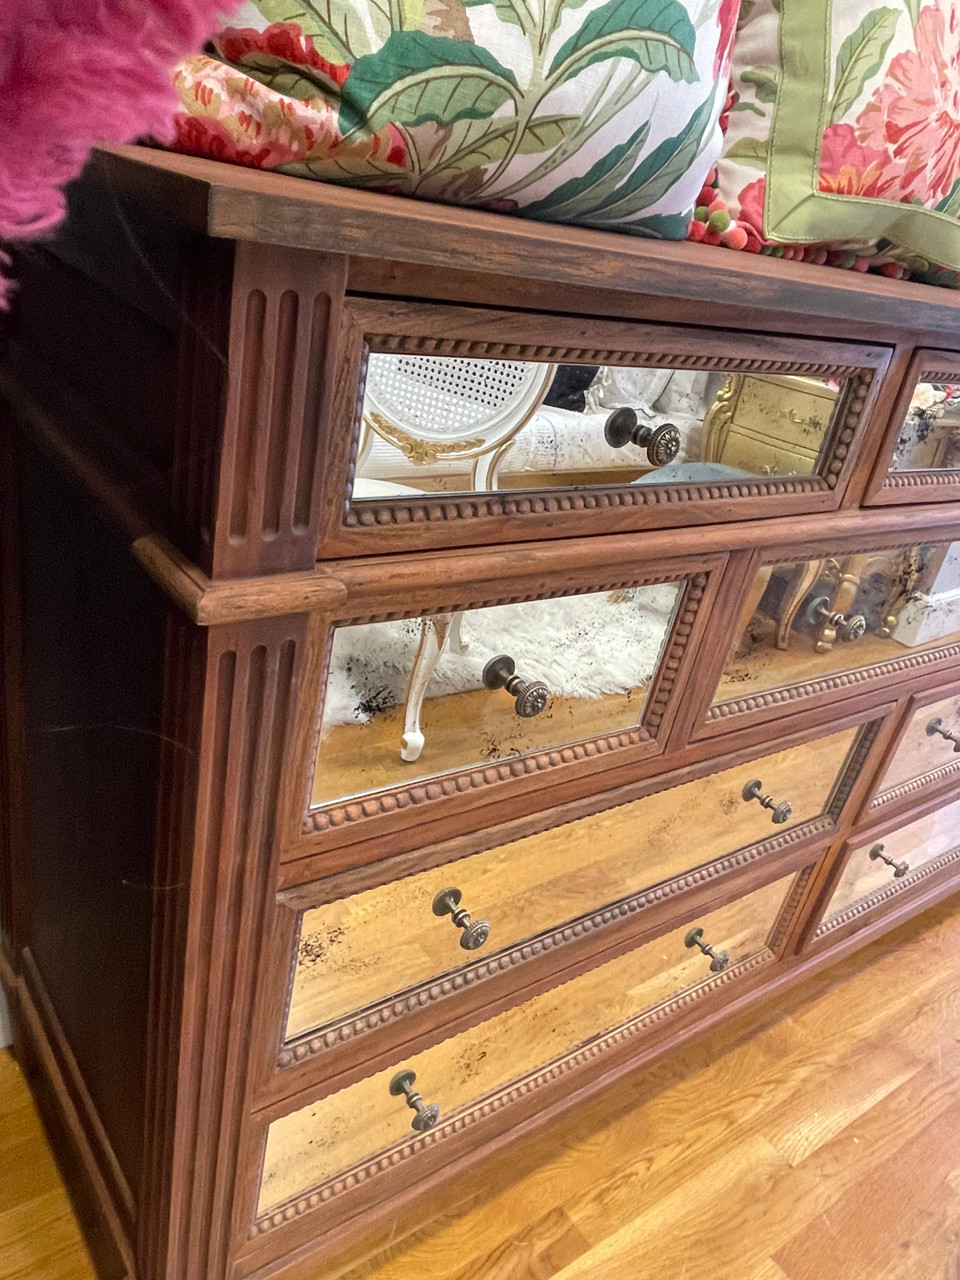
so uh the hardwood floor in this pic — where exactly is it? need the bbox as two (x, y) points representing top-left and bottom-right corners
(6, 896), (960, 1280)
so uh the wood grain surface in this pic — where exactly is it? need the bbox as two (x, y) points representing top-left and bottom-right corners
(290, 728), (856, 1040)
(12, 896), (960, 1280)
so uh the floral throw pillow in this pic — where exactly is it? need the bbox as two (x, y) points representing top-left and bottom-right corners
(172, 0), (738, 240)
(717, 0), (960, 281)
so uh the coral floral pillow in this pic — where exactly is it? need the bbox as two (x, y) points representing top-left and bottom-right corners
(172, 0), (738, 240)
(717, 0), (960, 282)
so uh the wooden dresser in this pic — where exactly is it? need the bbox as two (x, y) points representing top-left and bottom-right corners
(4, 145), (960, 1280)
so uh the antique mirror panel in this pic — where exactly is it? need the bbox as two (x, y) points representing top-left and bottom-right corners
(310, 581), (684, 809)
(351, 356), (845, 499)
(712, 539), (960, 712)
(889, 376), (960, 473)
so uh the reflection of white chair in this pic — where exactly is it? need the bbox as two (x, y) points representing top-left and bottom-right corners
(355, 357), (556, 763)
(358, 354), (557, 491)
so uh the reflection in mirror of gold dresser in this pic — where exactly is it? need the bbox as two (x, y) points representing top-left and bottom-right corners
(702, 374), (839, 477)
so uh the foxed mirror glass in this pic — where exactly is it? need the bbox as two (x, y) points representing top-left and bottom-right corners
(890, 379), (960, 472)
(712, 539), (960, 710)
(310, 582), (683, 807)
(351, 356), (844, 499)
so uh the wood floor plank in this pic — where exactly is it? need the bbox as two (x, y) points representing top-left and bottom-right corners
(773, 1099), (960, 1280)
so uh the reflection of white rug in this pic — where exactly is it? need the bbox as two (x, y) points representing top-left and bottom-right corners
(323, 584), (681, 727)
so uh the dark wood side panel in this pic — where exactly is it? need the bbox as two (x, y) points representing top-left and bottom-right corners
(16, 435), (168, 1197)
(138, 612), (309, 1280)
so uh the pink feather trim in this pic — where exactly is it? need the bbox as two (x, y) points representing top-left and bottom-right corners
(0, 0), (235, 305)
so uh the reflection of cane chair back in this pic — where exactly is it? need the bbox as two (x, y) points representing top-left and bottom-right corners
(359, 355), (557, 490)
(358, 356), (556, 763)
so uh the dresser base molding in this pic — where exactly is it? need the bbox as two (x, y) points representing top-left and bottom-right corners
(5, 956), (133, 1280)
(232, 877), (960, 1280)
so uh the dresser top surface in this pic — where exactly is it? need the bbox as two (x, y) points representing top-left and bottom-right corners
(88, 145), (960, 341)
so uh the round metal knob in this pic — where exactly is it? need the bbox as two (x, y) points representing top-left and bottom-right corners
(482, 655), (549, 718)
(432, 887), (491, 951)
(741, 778), (793, 824)
(685, 926), (730, 973)
(389, 1070), (440, 1132)
(869, 842), (909, 879)
(806, 595), (867, 643)
(926, 717), (960, 753)
(603, 408), (681, 467)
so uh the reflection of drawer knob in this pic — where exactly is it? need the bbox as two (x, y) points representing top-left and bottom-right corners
(926, 718), (960, 752)
(482, 655), (549, 718)
(741, 779), (793, 824)
(389, 1070), (440, 1132)
(685, 927), (730, 973)
(806, 595), (867, 643)
(432, 887), (491, 951)
(869, 842), (909, 879)
(603, 408), (682, 467)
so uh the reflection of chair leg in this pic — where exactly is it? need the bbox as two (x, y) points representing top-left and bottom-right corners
(401, 615), (455, 763)
(814, 554), (870, 653)
(776, 559), (825, 650)
(737, 565), (773, 640)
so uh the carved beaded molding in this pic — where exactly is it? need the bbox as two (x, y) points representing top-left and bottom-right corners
(870, 760), (960, 811)
(257, 948), (773, 1232)
(826, 719), (882, 819)
(815, 845), (960, 938)
(341, 351), (873, 529)
(708, 641), (960, 721)
(302, 575), (707, 835)
(278, 815), (827, 1068)
(883, 469), (960, 490)
(768, 865), (815, 953)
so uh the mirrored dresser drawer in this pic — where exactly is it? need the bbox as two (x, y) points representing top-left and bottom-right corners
(303, 550), (724, 854)
(867, 349), (960, 506)
(250, 869), (802, 1242)
(812, 795), (960, 947)
(270, 716), (876, 1084)
(318, 301), (889, 556)
(869, 682), (960, 816)
(698, 532), (960, 736)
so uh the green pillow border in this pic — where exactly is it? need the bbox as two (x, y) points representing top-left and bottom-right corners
(764, 0), (960, 271)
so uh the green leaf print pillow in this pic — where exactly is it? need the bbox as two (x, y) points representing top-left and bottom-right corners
(172, 0), (739, 240)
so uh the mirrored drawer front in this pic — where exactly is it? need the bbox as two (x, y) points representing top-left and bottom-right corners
(260, 873), (798, 1226)
(710, 538), (960, 720)
(354, 362), (844, 496)
(287, 725), (858, 1053)
(310, 578), (691, 811)
(872, 692), (960, 810)
(819, 796), (960, 938)
(890, 372), (960, 475)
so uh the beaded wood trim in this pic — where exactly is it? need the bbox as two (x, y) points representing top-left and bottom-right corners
(302, 573), (707, 835)
(708, 642), (960, 722)
(918, 368), (960, 384)
(278, 816), (827, 1067)
(767, 865), (816, 954)
(256, 947), (774, 1233)
(882, 469), (960, 490)
(815, 845), (960, 939)
(341, 358), (873, 530)
(825, 719), (882, 820)
(869, 761), (960, 811)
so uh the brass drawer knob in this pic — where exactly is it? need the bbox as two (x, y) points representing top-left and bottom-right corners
(685, 927), (730, 973)
(482, 655), (549, 718)
(806, 595), (867, 643)
(926, 717), (960, 752)
(741, 778), (793, 824)
(432, 887), (491, 951)
(869, 842), (909, 879)
(603, 407), (681, 467)
(389, 1070), (440, 1132)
